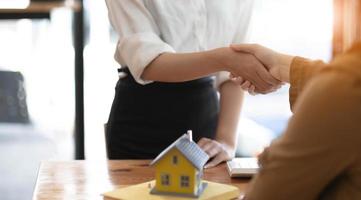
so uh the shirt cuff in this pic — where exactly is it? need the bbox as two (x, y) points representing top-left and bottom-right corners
(289, 57), (306, 110)
(289, 57), (325, 111)
(214, 71), (230, 90)
(115, 32), (176, 85)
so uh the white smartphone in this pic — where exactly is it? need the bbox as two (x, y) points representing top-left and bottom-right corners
(226, 157), (259, 177)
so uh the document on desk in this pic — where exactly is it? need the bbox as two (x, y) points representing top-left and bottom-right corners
(226, 157), (259, 177)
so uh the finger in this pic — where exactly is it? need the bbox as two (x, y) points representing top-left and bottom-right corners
(197, 138), (211, 148)
(255, 65), (281, 87)
(249, 71), (272, 93)
(202, 141), (215, 154)
(204, 154), (227, 168)
(234, 76), (245, 85)
(266, 87), (277, 94)
(204, 145), (221, 158)
(248, 53), (281, 87)
(249, 85), (256, 95)
(230, 44), (257, 54)
(277, 83), (283, 89)
(268, 84), (282, 93)
(230, 75), (239, 81)
(241, 81), (251, 91)
(250, 63), (283, 93)
(230, 76), (245, 85)
(236, 77), (246, 85)
(266, 74), (282, 86)
(236, 76), (244, 83)
(246, 59), (273, 91)
(264, 81), (283, 94)
(236, 76), (245, 83)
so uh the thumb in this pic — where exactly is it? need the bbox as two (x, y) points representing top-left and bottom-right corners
(230, 44), (257, 54)
(204, 154), (226, 168)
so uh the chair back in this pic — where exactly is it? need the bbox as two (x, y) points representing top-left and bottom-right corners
(0, 70), (29, 123)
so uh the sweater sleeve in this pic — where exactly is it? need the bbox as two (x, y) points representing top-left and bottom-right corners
(289, 57), (326, 111)
(244, 67), (361, 200)
(244, 42), (361, 200)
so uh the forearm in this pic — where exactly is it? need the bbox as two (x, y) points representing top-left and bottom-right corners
(245, 71), (359, 200)
(215, 80), (244, 149)
(142, 48), (228, 82)
(289, 57), (327, 110)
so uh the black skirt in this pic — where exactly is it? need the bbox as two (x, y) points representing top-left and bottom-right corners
(106, 68), (219, 159)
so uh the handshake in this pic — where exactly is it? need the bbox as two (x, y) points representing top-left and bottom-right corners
(222, 44), (294, 94)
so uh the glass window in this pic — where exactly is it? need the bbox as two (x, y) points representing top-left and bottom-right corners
(180, 175), (189, 188)
(161, 174), (170, 186)
(0, 8), (75, 200)
(172, 155), (178, 165)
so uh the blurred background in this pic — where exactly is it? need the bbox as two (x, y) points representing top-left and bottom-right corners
(0, 0), (335, 199)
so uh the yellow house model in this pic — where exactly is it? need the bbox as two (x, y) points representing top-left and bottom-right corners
(150, 131), (209, 197)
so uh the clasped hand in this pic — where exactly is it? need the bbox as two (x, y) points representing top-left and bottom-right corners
(226, 44), (293, 94)
(198, 45), (294, 169)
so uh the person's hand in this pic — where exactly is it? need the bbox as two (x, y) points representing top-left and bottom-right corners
(217, 47), (282, 94)
(197, 138), (235, 168)
(229, 74), (282, 95)
(230, 44), (294, 83)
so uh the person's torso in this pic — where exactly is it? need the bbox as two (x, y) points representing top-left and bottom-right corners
(319, 157), (361, 200)
(142, 0), (254, 52)
(319, 44), (361, 200)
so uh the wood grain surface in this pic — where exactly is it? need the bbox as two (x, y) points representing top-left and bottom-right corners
(32, 160), (251, 200)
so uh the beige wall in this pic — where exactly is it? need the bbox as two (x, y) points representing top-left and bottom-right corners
(333, 0), (361, 56)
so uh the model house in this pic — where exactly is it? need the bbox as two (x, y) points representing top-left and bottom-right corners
(150, 131), (209, 197)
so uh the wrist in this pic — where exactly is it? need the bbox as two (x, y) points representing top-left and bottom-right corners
(278, 54), (294, 83)
(216, 138), (236, 150)
(207, 47), (233, 72)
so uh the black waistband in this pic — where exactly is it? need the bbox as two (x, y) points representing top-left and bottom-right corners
(117, 67), (214, 89)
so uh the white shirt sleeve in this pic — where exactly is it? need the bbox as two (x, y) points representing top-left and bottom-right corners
(214, 0), (255, 90)
(214, 71), (231, 90)
(105, 0), (176, 85)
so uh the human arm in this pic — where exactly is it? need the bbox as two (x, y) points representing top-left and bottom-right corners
(230, 44), (327, 98)
(243, 44), (361, 199)
(105, 0), (280, 93)
(244, 67), (361, 200)
(142, 48), (280, 93)
(230, 44), (295, 83)
(197, 80), (244, 168)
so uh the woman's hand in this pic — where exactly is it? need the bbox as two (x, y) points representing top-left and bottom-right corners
(229, 74), (282, 95)
(197, 137), (235, 168)
(215, 47), (282, 94)
(230, 44), (294, 83)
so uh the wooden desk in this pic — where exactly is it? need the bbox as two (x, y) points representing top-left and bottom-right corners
(33, 160), (251, 200)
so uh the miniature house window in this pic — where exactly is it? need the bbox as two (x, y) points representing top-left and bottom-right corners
(172, 155), (178, 165)
(161, 174), (170, 186)
(180, 175), (189, 187)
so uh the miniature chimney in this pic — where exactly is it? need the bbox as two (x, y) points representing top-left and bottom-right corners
(187, 130), (193, 141)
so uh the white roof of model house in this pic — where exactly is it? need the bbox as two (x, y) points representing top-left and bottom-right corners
(150, 132), (209, 170)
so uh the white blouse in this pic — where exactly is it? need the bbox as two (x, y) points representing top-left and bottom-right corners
(105, 0), (255, 87)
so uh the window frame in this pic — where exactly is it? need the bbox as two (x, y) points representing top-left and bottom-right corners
(180, 175), (190, 188)
(161, 173), (170, 186)
(172, 155), (178, 165)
